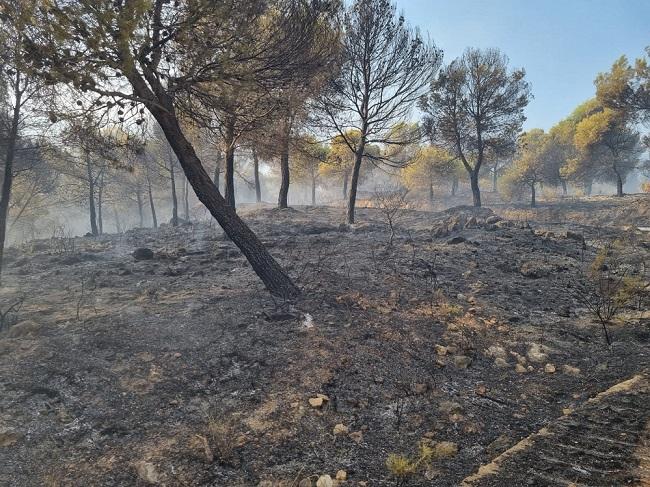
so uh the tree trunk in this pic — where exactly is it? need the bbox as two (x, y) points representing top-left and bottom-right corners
(614, 168), (624, 197)
(278, 138), (290, 209)
(561, 180), (567, 196)
(451, 175), (458, 196)
(492, 165), (498, 192)
(224, 120), (236, 208)
(144, 98), (300, 298)
(169, 155), (179, 226)
(530, 183), (536, 208)
(147, 173), (158, 229)
(343, 172), (349, 200)
(429, 181), (434, 207)
(114, 206), (122, 233)
(86, 152), (99, 236)
(0, 74), (22, 284)
(253, 148), (262, 203)
(136, 187), (144, 227)
(97, 171), (104, 235)
(347, 141), (365, 224)
(213, 151), (221, 192)
(183, 177), (190, 220)
(470, 170), (481, 207)
(311, 177), (316, 206)
(584, 180), (592, 196)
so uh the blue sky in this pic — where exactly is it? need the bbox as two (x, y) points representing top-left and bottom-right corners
(396, 0), (650, 130)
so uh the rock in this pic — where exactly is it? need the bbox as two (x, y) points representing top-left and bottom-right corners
(134, 461), (159, 484)
(453, 355), (472, 369)
(0, 429), (22, 447)
(336, 470), (347, 481)
(515, 364), (527, 373)
(133, 248), (154, 260)
(544, 363), (556, 374)
(494, 358), (509, 368)
(447, 236), (467, 245)
(562, 364), (581, 376)
(439, 401), (463, 416)
(298, 479), (312, 487)
(316, 475), (333, 487)
(486, 345), (507, 360)
(557, 306), (571, 318)
(433, 441), (458, 458)
(435, 344), (448, 356)
(527, 344), (548, 364)
(565, 230), (584, 242)
(333, 423), (349, 435)
(486, 215), (501, 224)
(6, 320), (41, 338)
(309, 397), (326, 408)
(348, 430), (363, 443)
(519, 260), (553, 278)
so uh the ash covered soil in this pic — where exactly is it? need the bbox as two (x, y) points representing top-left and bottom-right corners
(1, 198), (649, 486)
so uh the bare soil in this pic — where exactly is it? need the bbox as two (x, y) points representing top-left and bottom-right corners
(0, 196), (649, 486)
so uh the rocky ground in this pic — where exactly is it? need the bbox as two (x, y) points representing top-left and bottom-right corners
(0, 196), (649, 487)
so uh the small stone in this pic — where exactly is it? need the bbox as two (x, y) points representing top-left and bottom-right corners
(562, 408), (574, 415)
(494, 358), (509, 368)
(486, 215), (501, 224)
(527, 344), (548, 364)
(298, 479), (312, 487)
(545, 363), (556, 374)
(486, 345), (507, 360)
(333, 423), (349, 435)
(562, 365), (581, 376)
(349, 430), (363, 443)
(0, 429), (22, 447)
(435, 344), (448, 356)
(316, 475), (333, 487)
(515, 364), (527, 374)
(447, 236), (467, 245)
(309, 397), (325, 408)
(453, 355), (472, 369)
(134, 461), (159, 484)
(336, 470), (347, 481)
(133, 248), (154, 260)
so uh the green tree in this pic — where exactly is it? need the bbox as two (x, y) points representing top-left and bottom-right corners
(501, 129), (550, 207)
(422, 47), (531, 207)
(596, 49), (650, 121)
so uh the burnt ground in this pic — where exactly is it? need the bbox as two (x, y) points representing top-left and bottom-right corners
(0, 196), (649, 487)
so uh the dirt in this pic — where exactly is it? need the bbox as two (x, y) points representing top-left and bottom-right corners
(0, 196), (649, 486)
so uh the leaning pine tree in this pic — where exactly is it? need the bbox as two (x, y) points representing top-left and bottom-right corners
(3, 0), (339, 298)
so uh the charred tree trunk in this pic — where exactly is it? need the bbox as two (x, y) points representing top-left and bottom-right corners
(169, 155), (179, 226)
(451, 175), (459, 196)
(213, 151), (221, 193)
(97, 171), (104, 235)
(0, 73), (22, 284)
(347, 141), (366, 224)
(224, 120), (236, 209)
(492, 165), (498, 192)
(614, 167), (624, 197)
(253, 148), (262, 203)
(561, 179), (568, 196)
(429, 181), (434, 206)
(140, 92), (299, 298)
(86, 152), (99, 236)
(136, 190), (144, 227)
(278, 139), (290, 209)
(183, 177), (190, 220)
(147, 173), (158, 229)
(584, 180), (593, 196)
(311, 177), (316, 206)
(470, 170), (481, 207)
(530, 183), (536, 208)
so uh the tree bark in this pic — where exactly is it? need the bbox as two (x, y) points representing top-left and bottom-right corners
(147, 172), (158, 229)
(561, 179), (567, 196)
(183, 177), (190, 220)
(492, 165), (498, 192)
(311, 177), (316, 206)
(530, 183), (536, 208)
(142, 95), (299, 298)
(0, 73), (22, 284)
(169, 153), (179, 226)
(224, 120), (236, 208)
(253, 148), (262, 203)
(429, 181), (434, 206)
(470, 170), (481, 207)
(213, 151), (221, 192)
(86, 152), (99, 236)
(136, 187), (144, 227)
(347, 141), (365, 224)
(97, 170), (104, 235)
(614, 168), (624, 197)
(278, 138), (290, 209)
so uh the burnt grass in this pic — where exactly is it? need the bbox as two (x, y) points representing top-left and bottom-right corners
(0, 199), (649, 486)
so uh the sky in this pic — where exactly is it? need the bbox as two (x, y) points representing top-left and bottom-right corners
(396, 0), (650, 131)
